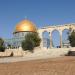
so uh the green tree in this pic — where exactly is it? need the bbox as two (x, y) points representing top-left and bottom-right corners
(69, 31), (75, 47)
(22, 32), (41, 52)
(0, 38), (5, 52)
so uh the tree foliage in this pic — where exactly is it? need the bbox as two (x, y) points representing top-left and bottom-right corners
(0, 38), (5, 52)
(22, 32), (41, 52)
(22, 39), (34, 52)
(69, 31), (75, 47)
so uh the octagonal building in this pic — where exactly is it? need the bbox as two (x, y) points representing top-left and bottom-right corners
(5, 19), (37, 48)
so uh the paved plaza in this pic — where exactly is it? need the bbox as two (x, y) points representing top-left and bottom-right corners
(0, 56), (75, 75)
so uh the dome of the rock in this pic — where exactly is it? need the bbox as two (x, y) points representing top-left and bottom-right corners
(14, 19), (37, 33)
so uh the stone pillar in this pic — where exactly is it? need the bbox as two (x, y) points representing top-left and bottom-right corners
(49, 31), (52, 48)
(38, 32), (43, 49)
(60, 31), (62, 48)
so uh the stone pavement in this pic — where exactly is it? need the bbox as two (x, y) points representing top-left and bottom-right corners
(0, 48), (69, 63)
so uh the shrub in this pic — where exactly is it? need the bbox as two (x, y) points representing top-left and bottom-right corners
(22, 32), (41, 52)
(0, 46), (5, 52)
(69, 31), (75, 47)
(0, 38), (5, 52)
(25, 32), (41, 47)
(22, 39), (34, 52)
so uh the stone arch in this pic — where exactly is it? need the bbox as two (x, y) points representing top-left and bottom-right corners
(62, 29), (70, 48)
(42, 30), (50, 48)
(51, 29), (61, 48)
(38, 24), (75, 48)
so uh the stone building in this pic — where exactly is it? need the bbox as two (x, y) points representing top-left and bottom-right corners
(4, 19), (75, 49)
(4, 19), (37, 49)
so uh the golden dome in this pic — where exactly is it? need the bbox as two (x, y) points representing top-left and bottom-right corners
(14, 20), (37, 33)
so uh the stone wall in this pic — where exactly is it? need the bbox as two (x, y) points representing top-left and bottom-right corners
(0, 47), (74, 57)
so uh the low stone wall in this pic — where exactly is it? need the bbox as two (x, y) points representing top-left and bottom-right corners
(0, 50), (12, 57)
(0, 47), (75, 57)
(70, 47), (75, 51)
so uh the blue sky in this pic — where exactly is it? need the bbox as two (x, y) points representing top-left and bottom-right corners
(0, 0), (75, 46)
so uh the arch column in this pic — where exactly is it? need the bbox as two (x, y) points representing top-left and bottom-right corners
(38, 31), (43, 48)
(49, 31), (52, 48)
(59, 31), (62, 48)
